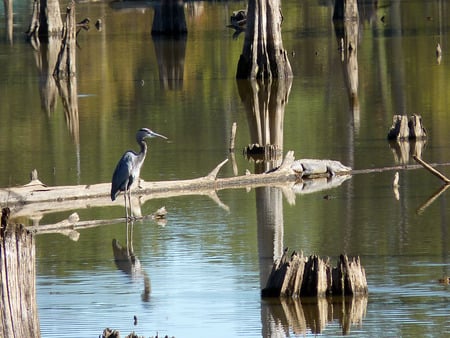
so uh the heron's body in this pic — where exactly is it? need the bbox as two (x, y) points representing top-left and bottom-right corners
(111, 128), (167, 219)
(111, 148), (146, 201)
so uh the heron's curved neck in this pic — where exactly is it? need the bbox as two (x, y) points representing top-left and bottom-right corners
(138, 140), (148, 157)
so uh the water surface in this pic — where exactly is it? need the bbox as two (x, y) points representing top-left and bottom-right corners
(0, 0), (449, 337)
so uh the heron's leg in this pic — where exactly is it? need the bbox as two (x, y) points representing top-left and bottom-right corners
(128, 189), (133, 220)
(123, 191), (129, 220)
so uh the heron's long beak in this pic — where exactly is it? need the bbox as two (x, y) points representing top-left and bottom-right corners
(150, 131), (168, 140)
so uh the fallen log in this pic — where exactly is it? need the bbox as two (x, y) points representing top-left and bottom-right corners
(0, 152), (352, 217)
(262, 250), (368, 298)
(3, 149), (450, 221)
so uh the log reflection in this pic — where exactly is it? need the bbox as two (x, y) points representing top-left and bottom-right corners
(262, 296), (367, 336)
(112, 221), (151, 302)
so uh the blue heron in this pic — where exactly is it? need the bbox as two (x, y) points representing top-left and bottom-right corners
(111, 127), (167, 219)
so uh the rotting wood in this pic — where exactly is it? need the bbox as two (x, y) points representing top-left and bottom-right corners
(1, 224), (40, 337)
(262, 250), (368, 298)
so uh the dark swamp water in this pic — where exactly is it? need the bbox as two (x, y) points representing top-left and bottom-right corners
(0, 0), (449, 337)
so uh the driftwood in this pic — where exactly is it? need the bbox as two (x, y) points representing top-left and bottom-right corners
(0, 152), (352, 217)
(3, 148), (450, 224)
(0, 224), (40, 337)
(3, 149), (450, 221)
(262, 250), (368, 298)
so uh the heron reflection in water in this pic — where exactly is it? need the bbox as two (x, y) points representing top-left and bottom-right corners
(111, 127), (167, 220)
(112, 221), (151, 302)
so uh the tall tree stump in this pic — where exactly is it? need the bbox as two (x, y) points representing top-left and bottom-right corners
(236, 0), (292, 79)
(0, 222), (40, 337)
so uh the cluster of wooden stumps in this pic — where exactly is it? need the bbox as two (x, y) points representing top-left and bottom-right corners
(262, 250), (368, 298)
(0, 222), (40, 337)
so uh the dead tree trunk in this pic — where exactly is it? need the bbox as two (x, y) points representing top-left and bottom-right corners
(54, 1), (77, 78)
(236, 0), (292, 79)
(26, 0), (63, 42)
(333, 0), (358, 21)
(0, 222), (40, 337)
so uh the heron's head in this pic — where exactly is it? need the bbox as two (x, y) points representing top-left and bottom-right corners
(136, 128), (168, 143)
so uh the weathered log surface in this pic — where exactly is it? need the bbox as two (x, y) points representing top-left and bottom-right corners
(262, 250), (368, 298)
(0, 223), (40, 337)
(0, 152), (352, 216)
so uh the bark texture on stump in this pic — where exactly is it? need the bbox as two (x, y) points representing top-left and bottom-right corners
(262, 250), (368, 298)
(387, 114), (427, 140)
(54, 1), (77, 78)
(236, 0), (292, 79)
(0, 222), (40, 337)
(26, 0), (63, 42)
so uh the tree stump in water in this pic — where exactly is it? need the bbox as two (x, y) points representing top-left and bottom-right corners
(0, 221), (40, 337)
(387, 114), (427, 140)
(331, 254), (368, 296)
(262, 250), (368, 298)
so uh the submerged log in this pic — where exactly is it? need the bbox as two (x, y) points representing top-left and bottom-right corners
(262, 250), (368, 298)
(0, 223), (40, 337)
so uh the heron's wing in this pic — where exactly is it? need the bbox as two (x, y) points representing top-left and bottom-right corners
(111, 152), (134, 200)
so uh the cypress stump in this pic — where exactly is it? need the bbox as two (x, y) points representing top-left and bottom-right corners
(0, 220), (40, 337)
(262, 250), (368, 298)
